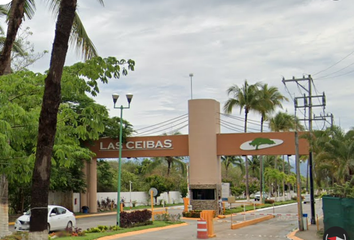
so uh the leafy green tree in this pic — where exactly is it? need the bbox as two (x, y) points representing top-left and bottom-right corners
(224, 80), (262, 201)
(97, 160), (115, 192)
(145, 175), (175, 203)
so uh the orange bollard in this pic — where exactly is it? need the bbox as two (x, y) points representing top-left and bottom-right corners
(120, 203), (124, 212)
(200, 210), (215, 238)
(183, 198), (189, 212)
(197, 218), (208, 239)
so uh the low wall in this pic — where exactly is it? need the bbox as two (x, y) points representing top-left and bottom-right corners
(97, 191), (183, 207)
(73, 191), (183, 212)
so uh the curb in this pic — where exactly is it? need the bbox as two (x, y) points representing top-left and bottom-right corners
(97, 222), (189, 240)
(287, 229), (303, 240)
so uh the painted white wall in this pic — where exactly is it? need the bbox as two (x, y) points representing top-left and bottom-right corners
(74, 191), (183, 212)
(73, 193), (80, 213)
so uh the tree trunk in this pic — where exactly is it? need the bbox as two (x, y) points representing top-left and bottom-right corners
(29, 0), (77, 238)
(0, 174), (11, 238)
(0, 0), (26, 75)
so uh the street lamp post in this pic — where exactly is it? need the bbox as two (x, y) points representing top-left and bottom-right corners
(112, 93), (133, 227)
(129, 181), (133, 209)
(189, 73), (193, 99)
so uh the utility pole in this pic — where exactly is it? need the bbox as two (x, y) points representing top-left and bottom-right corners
(282, 75), (327, 225)
(313, 113), (334, 129)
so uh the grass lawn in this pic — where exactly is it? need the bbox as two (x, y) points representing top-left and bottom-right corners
(224, 200), (297, 215)
(55, 221), (185, 240)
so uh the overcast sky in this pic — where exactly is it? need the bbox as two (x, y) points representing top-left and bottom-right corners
(2, 0), (354, 135)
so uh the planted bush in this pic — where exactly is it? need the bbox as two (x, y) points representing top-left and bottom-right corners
(120, 209), (152, 228)
(182, 210), (202, 218)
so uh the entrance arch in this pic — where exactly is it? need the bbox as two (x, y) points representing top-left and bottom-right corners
(84, 99), (309, 213)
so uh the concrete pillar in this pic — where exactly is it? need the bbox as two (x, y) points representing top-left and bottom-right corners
(88, 158), (97, 213)
(188, 99), (221, 211)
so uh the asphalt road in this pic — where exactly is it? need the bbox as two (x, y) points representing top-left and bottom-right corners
(99, 200), (323, 240)
(10, 200), (323, 240)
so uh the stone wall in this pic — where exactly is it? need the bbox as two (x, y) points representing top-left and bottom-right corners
(189, 183), (221, 213)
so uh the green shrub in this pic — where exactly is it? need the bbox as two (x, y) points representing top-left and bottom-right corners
(182, 210), (202, 218)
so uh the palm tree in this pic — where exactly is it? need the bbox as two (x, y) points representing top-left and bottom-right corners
(221, 156), (244, 177)
(0, 1), (104, 237)
(224, 80), (262, 201)
(269, 111), (304, 199)
(256, 83), (288, 132)
(253, 83), (288, 202)
(314, 127), (354, 185)
(224, 80), (262, 132)
(0, 0), (99, 75)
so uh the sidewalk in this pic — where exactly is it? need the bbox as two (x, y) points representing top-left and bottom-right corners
(289, 217), (324, 240)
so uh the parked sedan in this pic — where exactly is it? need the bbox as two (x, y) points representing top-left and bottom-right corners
(254, 192), (269, 201)
(14, 205), (76, 232)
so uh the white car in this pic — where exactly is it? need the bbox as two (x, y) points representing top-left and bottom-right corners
(254, 192), (269, 201)
(14, 205), (76, 232)
(303, 194), (311, 204)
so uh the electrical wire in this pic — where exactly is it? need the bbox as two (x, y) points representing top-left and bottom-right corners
(219, 119), (244, 132)
(165, 124), (188, 135)
(316, 61), (354, 79)
(134, 113), (188, 132)
(137, 119), (189, 136)
(220, 113), (265, 126)
(313, 48), (354, 76)
(316, 68), (354, 80)
(135, 115), (188, 135)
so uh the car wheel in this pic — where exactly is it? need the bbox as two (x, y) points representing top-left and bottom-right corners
(66, 221), (73, 230)
(47, 224), (51, 233)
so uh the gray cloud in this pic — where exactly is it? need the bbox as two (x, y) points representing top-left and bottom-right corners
(5, 0), (354, 133)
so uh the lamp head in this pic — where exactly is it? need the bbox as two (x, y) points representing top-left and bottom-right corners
(112, 93), (119, 104)
(126, 93), (133, 104)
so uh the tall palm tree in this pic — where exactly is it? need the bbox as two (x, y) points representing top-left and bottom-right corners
(0, 1), (104, 238)
(224, 80), (262, 132)
(255, 83), (288, 132)
(224, 80), (262, 201)
(269, 111), (304, 199)
(253, 83), (288, 202)
(0, 0), (99, 75)
(221, 156), (244, 177)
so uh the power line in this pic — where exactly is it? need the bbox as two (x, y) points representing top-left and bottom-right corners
(317, 61), (354, 79)
(220, 113), (265, 125)
(134, 114), (188, 135)
(313, 48), (354, 76)
(137, 119), (189, 136)
(134, 113), (188, 132)
(317, 68), (354, 80)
